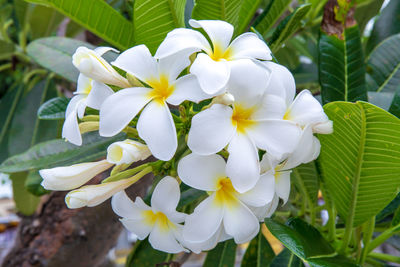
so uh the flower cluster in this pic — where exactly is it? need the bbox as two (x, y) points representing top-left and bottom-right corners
(39, 20), (332, 253)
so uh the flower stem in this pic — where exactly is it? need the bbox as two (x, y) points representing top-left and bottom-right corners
(367, 223), (400, 253)
(102, 164), (151, 183)
(368, 252), (400, 264)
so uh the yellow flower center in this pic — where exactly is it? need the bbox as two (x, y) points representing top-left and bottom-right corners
(147, 75), (175, 104)
(283, 109), (292, 120)
(209, 43), (233, 61)
(142, 210), (173, 232)
(214, 178), (238, 208)
(231, 104), (256, 133)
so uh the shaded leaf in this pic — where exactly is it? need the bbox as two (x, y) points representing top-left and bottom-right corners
(10, 172), (40, 215)
(368, 91), (394, 111)
(37, 96), (69, 120)
(270, 248), (304, 267)
(28, 4), (64, 39)
(27, 37), (95, 82)
(366, 34), (400, 93)
(253, 0), (292, 38)
(25, 170), (49, 196)
(292, 161), (319, 207)
(203, 239), (237, 267)
(354, 0), (384, 33)
(126, 239), (170, 267)
(318, 101), (400, 227)
(25, 0), (135, 50)
(237, 0), (262, 34)
(0, 132), (126, 173)
(177, 188), (206, 209)
(376, 193), (400, 222)
(269, 4), (311, 53)
(133, 0), (186, 54)
(241, 231), (275, 267)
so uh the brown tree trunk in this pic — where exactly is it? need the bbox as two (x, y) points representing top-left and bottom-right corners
(2, 172), (152, 267)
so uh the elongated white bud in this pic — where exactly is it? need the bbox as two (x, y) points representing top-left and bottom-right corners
(211, 93), (235, 106)
(107, 139), (151, 165)
(313, 120), (333, 134)
(40, 160), (113, 191)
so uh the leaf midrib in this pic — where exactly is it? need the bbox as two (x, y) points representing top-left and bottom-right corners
(376, 60), (400, 92)
(344, 29), (349, 101)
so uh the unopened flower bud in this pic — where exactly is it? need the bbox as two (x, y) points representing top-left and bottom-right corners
(107, 139), (151, 165)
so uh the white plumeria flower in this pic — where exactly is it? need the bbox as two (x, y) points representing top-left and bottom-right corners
(178, 153), (275, 245)
(72, 46), (130, 88)
(112, 177), (187, 253)
(40, 160), (113, 191)
(40, 139), (150, 191)
(62, 74), (114, 146)
(66, 175), (141, 208)
(250, 194), (280, 222)
(107, 139), (152, 165)
(155, 19), (272, 94)
(99, 45), (209, 161)
(187, 59), (301, 193)
(263, 62), (333, 134)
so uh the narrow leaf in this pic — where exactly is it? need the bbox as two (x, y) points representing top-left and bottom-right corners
(203, 239), (237, 267)
(318, 101), (400, 227)
(237, 0), (262, 34)
(27, 37), (94, 82)
(126, 239), (170, 267)
(38, 97), (69, 120)
(253, 0), (292, 37)
(241, 231), (275, 267)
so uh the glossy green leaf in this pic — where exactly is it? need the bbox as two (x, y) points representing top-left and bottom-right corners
(25, 170), (49, 196)
(37, 96), (68, 120)
(253, 0), (291, 38)
(269, 4), (311, 53)
(392, 206), (400, 226)
(0, 132), (126, 173)
(389, 87), (400, 118)
(236, 0), (262, 34)
(319, 26), (368, 104)
(203, 239), (237, 267)
(241, 231), (275, 267)
(366, 34), (400, 93)
(25, 0), (135, 50)
(366, 0), (400, 54)
(126, 239), (170, 267)
(28, 5), (64, 39)
(270, 249), (304, 267)
(265, 218), (358, 267)
(354, 0), (384, 33)
(177, 188), (206, 209)
(376, 193), (400, 222)
(10, 171), (40, 215)
(292, 161), (319, 207)
(27, 37), (94, 82)
(192, 0), (243, 31)
(318, 101), (400, 227)
(133, 0), (186, 54)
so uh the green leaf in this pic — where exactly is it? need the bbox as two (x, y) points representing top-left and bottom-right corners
(126, 239), (170, 267)
(133, 0), (186, 54)
(25, 0), (135, 50)
(0, 132), (126, 173)
(292, 161), (319, 207)
(389, 87), (400, 118)
(366, 34), (400, 93)
(270, 249), (304, 267)
(203, 239), (237, 267)
(319, 25), (368, 104)
(27, 37), (95, 82)
(177, 188), (206, 209)
(192, 0), (243, 31)
(37, 97), (69, 120)
(236, 0), (263, 34)
(265, 218), (358, 267)
(253, 0), (292, 38)
(354, 0), (384, 33)
(368, 91), (394, 111)
(318, 101), (400, 227)
(0, 40), (14, 59)
(376, 193), (400, 222)
(28, 4), (64, 39)
(269, 4), (312, 53)
(25, 170), (49, 196)
(366, 0), (400, 55)
(10, 172), (40, 215)
(241, 231), (275, 267)
(392, 206), (400, 226)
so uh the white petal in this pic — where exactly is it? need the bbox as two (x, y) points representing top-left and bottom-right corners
(151, 176), (180, 214)
(183, 193), (224, 243)
(120, 218), (154, 240)
(107, 139), (151, 165)
(190, 53), (230, 94)
(76, 74), (92, 95)
(158, 51), (191, 81)
(40, 160), (112, 191)
(251, 94), (287, 120)
(178, 153), (226, 191)
(94, 46), (119, 56)
(112, 45), (157, 83)
(167, 74), (211, 105)
(86, 81), (114, 110)
(62, 103), (83, 146)
(137, 101), (177, 161)
(229, 32), (272, 60)
(226, 133), (260, 193)
(99, 87), (152, 137)
(275, 171), (291, 204)
(112, 191), (146, 219)
(237, 172), (275, 207)
(262, 61), (295, 105)
(250, 193), (279, 221)
(188, 104), (235, 155)
(223, 200), (259, 243)
(286, 90), (328, 126)
(260, 153), (280, 174)
(189, 19), (234, 51)
(184, 224), (226, 253)
(155, 28), (211, 59)
(227, 59), (269, 108)
(313, 120), (333, 134)
(149, 222), (185, 253)
(247, 119), (301, 159)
